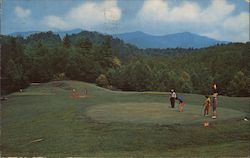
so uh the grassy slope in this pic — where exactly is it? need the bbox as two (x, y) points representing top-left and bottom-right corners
(1, 80), (249, 157)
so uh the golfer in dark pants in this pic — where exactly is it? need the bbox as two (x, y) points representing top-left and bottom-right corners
(169, 89), (176, 108)
(212, 83), (218, 119)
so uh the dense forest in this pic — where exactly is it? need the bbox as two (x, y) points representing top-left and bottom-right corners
(1, 31), (250, 96)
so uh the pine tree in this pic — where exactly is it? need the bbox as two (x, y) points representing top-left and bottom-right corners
(63, 34), (71, 48)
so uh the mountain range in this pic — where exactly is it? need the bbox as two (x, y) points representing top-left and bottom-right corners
(9, 29), (228, 49)
(113, 31), (228, 49)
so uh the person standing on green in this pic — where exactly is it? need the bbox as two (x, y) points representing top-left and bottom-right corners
(203, 95), (211, 116)
(212, 83), (218, 119)
(169, 89), (177, 108)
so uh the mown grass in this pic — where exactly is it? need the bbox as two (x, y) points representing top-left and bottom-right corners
(85, 102), (246, 125)
(1, 80), (249, 157)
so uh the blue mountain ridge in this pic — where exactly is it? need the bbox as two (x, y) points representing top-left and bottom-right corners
(113, 31), (228, 49)
(9, 29), (228, 49)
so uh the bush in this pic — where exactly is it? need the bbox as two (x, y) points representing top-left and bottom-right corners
(96, 74), (110, 88)
(53, 73), (66, 81)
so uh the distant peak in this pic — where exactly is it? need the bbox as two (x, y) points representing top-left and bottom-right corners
(71, 28), (83, 31)
(182, 31), (192, 34)
(173, 32), (193, 35)
(126, 31), (146, 35)
(134, 31), (144, 34)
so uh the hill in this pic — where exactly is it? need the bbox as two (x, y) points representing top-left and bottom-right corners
(9, 29), (83, 39)
(113, 31), (228, 48)
(1, 31), (249, 96)
(56, 28), (83, 38)
(9, 31), (41, 38)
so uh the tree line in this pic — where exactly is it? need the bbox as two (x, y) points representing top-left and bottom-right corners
(1, 31), (249, 96)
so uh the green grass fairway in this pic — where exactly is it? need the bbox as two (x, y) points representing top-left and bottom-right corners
(1, 80), (250, 157)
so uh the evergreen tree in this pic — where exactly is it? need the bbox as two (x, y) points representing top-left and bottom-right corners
(63, 34), (71, 48)
(1, 37), (29, 94)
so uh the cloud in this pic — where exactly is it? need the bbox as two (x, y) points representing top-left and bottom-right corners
(43, 0), (121, 30)
(199, 0), (235, 23)
(136, 0), (169, 22)
(137, 0), (234, 24)
(201, 31), (221, 40)
(43, 16), (69, 29)
(136, 0), (249, 42)
(15, 6), (31, 18)
(137, 0), (202, 23)
(221, 12), (249, 41)
(169, 2), (201, 22)
(223, 12), (249, 31)
(40, 0), (248, 42)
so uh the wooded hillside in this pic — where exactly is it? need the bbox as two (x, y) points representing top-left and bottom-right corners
(1, 31), (249, 96)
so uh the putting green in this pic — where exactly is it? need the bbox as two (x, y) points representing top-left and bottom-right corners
(86, 103), (246, 125)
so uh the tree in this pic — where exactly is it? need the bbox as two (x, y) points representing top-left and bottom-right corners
(228, 71), (250, 96)
(77, 38), (92, 51)
(115, 60), (153, 91)
(92, 37), (114, 72)
(63, 34), (71, 48)
(179, 71), (193, 93)
(100, 36), (113, 69)
(29, 42), (53, 82)
(66, 47), (101, 82)
(1, 37), (29, 94)
(112, 56), (121, 68)
(96, 74), (110, 88)
(190, 66), (213, 94)
(51, 46), (69, 75)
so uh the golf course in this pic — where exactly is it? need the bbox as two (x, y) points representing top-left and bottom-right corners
(1, 80), (249, 157)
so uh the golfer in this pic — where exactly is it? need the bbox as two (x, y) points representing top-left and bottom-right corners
(211, 83), (218, 119)
(203, 95), (210, 116)
(169, 89), (176, 108)
(212, 93), (218, 119)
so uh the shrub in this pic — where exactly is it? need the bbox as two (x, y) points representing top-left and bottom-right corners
(96, 74), (110, 88)
(53, 73), (66, 81)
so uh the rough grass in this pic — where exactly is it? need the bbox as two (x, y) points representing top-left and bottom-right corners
(1, 80), (249, 157)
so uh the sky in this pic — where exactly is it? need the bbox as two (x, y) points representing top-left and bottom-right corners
(1, 0), (250, 42)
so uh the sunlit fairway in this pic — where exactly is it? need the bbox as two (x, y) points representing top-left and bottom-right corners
(1, 81), (249, 157)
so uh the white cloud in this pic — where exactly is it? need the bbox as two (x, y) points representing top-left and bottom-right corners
(199, 0), (235, 24)
(137, 0), (169, 22)
(43, 16), (69, 29)
(201, 30), (224, 41)
(15, 6), (31, 18)
(43, 0), (121, 30)
(137, 0), (234, 24)
(202, 12), (249, 42)
(223, 12), (249, 31)
(169, 2), (201, 22)
(136, 0), (249, 42)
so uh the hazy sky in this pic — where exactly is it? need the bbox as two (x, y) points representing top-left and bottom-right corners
(1, 0), (249, 42)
